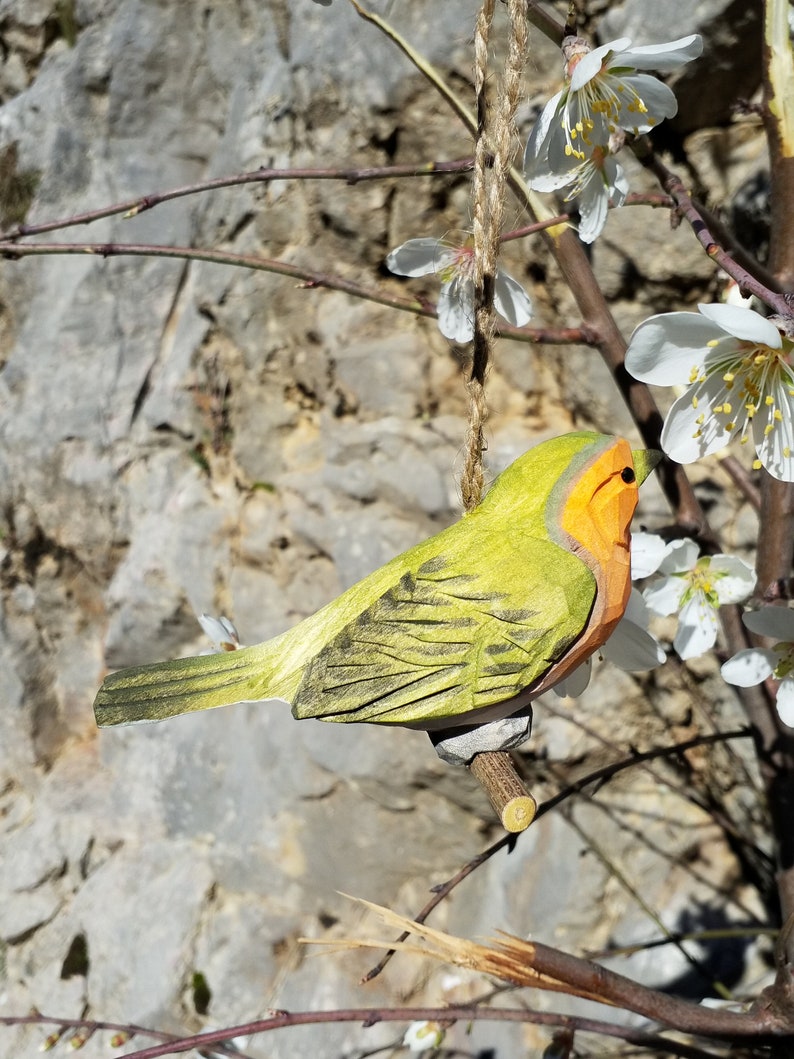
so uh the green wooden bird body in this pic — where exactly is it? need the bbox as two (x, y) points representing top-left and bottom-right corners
(94, 432), (658, 731)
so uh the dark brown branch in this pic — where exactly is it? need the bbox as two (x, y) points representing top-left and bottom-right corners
(695, 198), (784, 296)
(538, 223), (707, 531)
(753, 472), (794, 936)
(353, 901), (791, 1041)
(0, 1006), (765, 1059)
(524, 0), (566, 45)
(496, 935), (787, 1037)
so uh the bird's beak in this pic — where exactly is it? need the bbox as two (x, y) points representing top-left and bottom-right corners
(631, 448), (663, 485)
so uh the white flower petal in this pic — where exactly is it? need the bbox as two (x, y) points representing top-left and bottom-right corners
(743, 606), (794, 641)
(605, 155), (630, 206)
(524, 165), (577, 193)
(659, 537), (700, 574)
(618, 35), (703, 71)
(436, 277), (474, 342)
(198, 613), (242, 652)
(524, 91), (567, 187)
(602, 613), (665, 671)
(721, 648), (777, 687)
(617, 74), (679, 131)
(643, 576), (684, 616)
(696, 303), (783, 347)
(598, 38), (632, 57)
(568, 51), (603, 91)
(631, 531), (667, 579)
(403, 1021), (445, 1052)
(493, 269), (533, 327)
(660, 388), (732, 464)
(576, 168), (610, 243)
(624, 586), (652, 624)
(674, 595), (719, 660)
(752, 400), (794, 482)
(709, 555), (757, 604)
(569, 41), (627, 90)
(775, 679), (794, 727)
(524, 89), (596, 188)
(553, 657), (592, 698)
(625, 312), (721, 384)
(386, 238), (455, 278)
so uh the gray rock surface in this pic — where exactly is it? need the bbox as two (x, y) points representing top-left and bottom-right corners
(0, 2), (768, 1056)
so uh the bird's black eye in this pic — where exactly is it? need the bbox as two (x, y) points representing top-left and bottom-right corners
(621, 467), (636, 484)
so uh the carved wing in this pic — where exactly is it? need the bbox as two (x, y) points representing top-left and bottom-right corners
(291, 533), (595, 727)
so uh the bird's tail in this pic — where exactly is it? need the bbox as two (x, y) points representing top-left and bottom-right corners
(93, 645), (274, 727)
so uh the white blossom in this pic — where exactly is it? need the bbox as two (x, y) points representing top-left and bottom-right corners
(553, 588), (665, 698)
(198, 613), (244, 653)
(386, 237), (533, 343)
(722, 607), (794, 727)
(602, 589), (666, 670)
(524, 33), (701, 240)
(642, 539), (756, 660)
(526, 132), (629, 244)
(630, 530), (668, 579)
(625, 304), (794, 481)
(403, 1020), (445, 1052)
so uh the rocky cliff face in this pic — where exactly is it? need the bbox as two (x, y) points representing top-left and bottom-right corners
(0, 2), (766, 1056)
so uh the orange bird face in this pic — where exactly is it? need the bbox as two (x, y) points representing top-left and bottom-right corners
(542, 437), (642, 684)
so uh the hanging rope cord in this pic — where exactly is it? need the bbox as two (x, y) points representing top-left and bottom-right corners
(461, 0), (529, 512)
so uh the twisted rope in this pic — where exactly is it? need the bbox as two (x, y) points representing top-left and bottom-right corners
(461, 0), (529, 512)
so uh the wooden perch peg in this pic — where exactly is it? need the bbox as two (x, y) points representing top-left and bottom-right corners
(468, 750), (537, 832)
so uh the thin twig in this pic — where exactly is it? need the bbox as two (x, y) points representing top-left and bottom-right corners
(591, 923), (777, 962)
(0, 1007), (739, 1059)
(558, 803), (735, 1001)
(2, 159), (476, 240)
(0, 238), (593, 345)
(363, 728), (752, 982)
(636, 144), (792, 317)
(541, 697), (764, 859)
